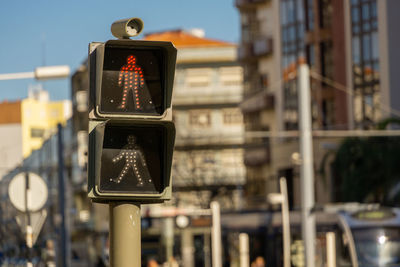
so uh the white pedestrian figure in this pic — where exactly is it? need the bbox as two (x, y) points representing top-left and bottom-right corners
(110, 135), (152, 186)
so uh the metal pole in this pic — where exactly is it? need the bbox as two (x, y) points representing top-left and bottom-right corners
(298, 64), (316, 267)
(211, 201), (222, 267)
(239, 233), (249, 267)
(109, 202), (141, 267)
(0, 66), (70, 81)
(57, 124), (68, 267)
(164, 217), (174, 263)
(280, 177), (291, 267)
(326, 232), (336, 267)
(204, 233), (212, 267)
(181, 229), (194, 267)
(0, 72), (35, 80)
(25, 172), (33, 267)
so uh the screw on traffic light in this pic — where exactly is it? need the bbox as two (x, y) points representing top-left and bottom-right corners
(87, 38), (177, 203)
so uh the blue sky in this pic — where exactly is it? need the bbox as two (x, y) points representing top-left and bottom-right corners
(0, 0), (240, 101)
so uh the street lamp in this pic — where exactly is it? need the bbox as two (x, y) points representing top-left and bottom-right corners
(268, 177), (291, 267)
(0, 65), (70, 81)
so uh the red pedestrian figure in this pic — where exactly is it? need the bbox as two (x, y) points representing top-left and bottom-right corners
(117, 55), (148, 110)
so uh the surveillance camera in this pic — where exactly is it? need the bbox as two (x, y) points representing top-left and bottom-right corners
(111, 17), (144, 39)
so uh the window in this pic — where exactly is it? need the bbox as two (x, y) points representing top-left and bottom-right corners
(223, 108), (243, 125)
(322, 99), (335, 127)
(219, 67), (242, 87)
(31, 128), (45, 138)
(320, 0), (332, 28)
(351, 0), (380, 128)
(321, 41), (333, 80)
(259, 74), (269, 89)
(306, 44), (315, 68)
(241, 11), (259, 43)
(50, 109), (59, 118)
(281, 0), (305, 130)
(185, 68), (212, 88)
(189, 110), (211, 127)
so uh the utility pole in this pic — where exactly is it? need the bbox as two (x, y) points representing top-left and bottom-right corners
(326, 232), (336, 267)
(267, 177), (291, 267)
(298, 64), (316, 267)
(164, 217), (174, 263)
(211, 201), (222, 267)
(280, 177), (291, 267)
(25, 172), (33, 267)
(239, 233), (249, 267)
(181, 228), (194, 267)
(57, 124), (69, 267)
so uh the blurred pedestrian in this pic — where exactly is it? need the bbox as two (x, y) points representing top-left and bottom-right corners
(147, 258), (159, 267)
(162, 256), (179, 267)
(96, 255), (106, 267)
(251, 256), (265, 267)
(42, 240), (56, 267)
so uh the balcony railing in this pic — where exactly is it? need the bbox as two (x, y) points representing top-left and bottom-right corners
(236, 0), (271, 9)
(238, 43), (254, 61)
(244, 144), (270, 166)
(253, 37), (273, 56)
(240, 90), (274, 113)
(175, 132), (244, 148)
(239, 37), (273, 61)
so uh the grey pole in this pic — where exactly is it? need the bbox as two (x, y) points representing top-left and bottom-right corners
(57, 124), (68, 267)
(239, 233), (249, 267)
(326, 232), (336, 267)
(25, 172), (33, 267)
(181, 229), (194, 267)
(109, 202), (141, 267)
(0, 66), (70, 81)
(280, 177), (291, 267)
(298, 64), (316, 267)
(164, 217), (174, 263)
(211, 201), (222, 267)
(204, 232), (212, 267)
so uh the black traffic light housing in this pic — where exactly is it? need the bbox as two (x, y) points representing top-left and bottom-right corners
(89, 40), (176, 118)
(88, 40), (177, 203)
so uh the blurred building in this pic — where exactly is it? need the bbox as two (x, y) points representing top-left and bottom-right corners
(0, 85), (71, 179)
(235, 0), (281, 207)
(235, 0), (400, 207)
(70, 61), (109, 266)
(142, 29), (245, 266)
(145, 29), (246, 210)
(22, 87), (72, 157)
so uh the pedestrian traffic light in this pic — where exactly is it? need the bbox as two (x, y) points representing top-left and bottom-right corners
(87, 39), (177, 203)
(89, 40), (176, 118)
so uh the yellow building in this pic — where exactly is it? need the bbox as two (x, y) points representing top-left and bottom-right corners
(0, 88), (71, 158)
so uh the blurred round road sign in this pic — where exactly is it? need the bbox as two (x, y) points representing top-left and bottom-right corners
(176, 215), (190, 228)
(8, 172), (48, 212)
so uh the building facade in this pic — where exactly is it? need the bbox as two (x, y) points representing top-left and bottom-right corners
(0, 86), (71, 180)
(235, 0), (283, 207)
(143, 29), (246, 266)
(145, 29), (246, 210)
(236, 0), (400, 207)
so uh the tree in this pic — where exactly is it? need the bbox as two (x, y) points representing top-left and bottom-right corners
(332, 118), (400, 204)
